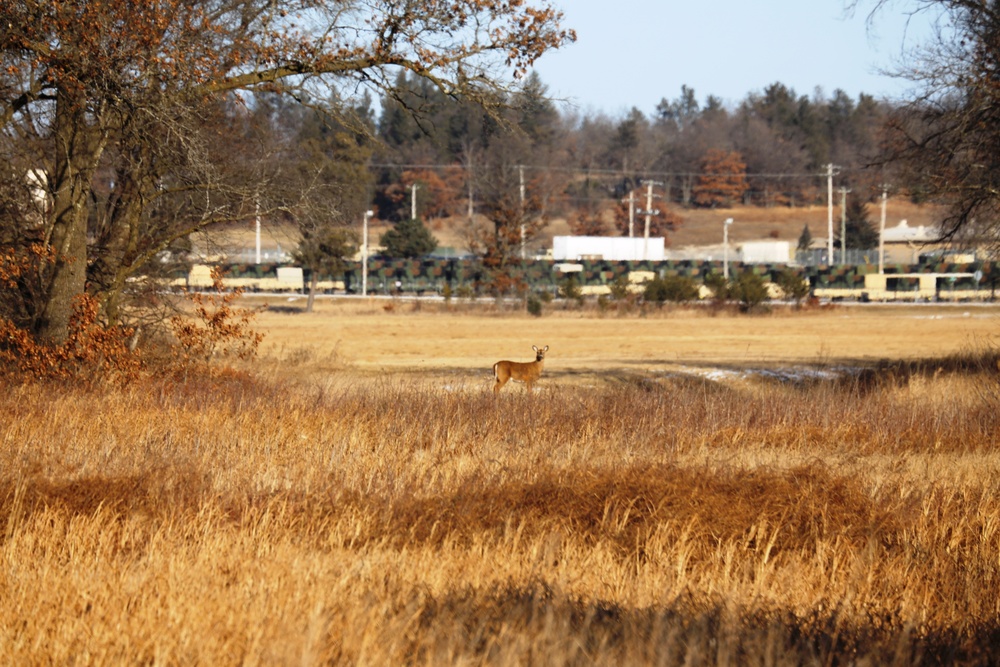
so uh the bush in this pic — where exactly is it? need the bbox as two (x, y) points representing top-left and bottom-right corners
(526, 294), (543, 317)
(169, 267), (265, 370)
(644, 274), (700, 305)
(774, 268), (810, 306)
(730, 271), (770, 313)
(0, 293), (142, 385)
(609, 274), (631, 301)
(704, 273), (729, 303)
(560, 274), (583, 304)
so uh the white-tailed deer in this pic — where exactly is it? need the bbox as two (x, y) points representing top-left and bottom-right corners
(493, 345), (548, 394)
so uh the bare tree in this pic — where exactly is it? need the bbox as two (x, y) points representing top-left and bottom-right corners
(853, 0), (1000, 247)
(0, 0), (574, 342)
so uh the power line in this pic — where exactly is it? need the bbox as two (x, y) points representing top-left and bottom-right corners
(368, 162), (870, 181)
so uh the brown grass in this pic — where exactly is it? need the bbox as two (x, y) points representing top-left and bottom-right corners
(2, 305), (999, 664)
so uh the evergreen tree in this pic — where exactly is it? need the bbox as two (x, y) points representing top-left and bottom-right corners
(840, 196), (879, 249)
(797, 224), (813, 251)
(380, 218), (439, 258)
(294, 227), (357, 312)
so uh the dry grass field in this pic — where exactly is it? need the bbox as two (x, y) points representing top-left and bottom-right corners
(255, 298), (999, 381)
(2, 302), (1000, 665)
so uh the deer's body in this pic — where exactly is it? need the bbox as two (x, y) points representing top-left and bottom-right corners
(493, 345), (548, 394)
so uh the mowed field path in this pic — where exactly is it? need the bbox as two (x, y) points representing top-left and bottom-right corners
(251, 299), (1000, 385)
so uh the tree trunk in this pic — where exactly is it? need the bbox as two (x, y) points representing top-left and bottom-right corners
(306, 271), (318, 313)
(38, 93), (108, 343)
(98, 172), (150, 326)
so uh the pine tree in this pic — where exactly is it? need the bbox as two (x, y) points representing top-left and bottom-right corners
(380, 218), (439, 258)
(841, 196), (879, 249)
(797, 224), (813, 251)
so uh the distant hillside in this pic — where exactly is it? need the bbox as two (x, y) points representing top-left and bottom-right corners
(442, 199), (947, 253)
(209, 199), (947, 260)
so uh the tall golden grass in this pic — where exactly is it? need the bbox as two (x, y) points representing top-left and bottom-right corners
(2, 342), (999, 664)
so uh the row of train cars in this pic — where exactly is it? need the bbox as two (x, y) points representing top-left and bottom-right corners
(168, 257), (1000, 302)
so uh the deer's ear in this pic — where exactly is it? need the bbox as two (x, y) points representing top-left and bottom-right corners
(532, 345), (538, 352)
(543, 346), (549, 352)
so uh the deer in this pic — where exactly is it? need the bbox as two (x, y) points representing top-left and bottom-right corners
(493, 345), (549, 394)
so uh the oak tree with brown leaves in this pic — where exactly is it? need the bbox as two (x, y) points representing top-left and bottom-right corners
(0, 0), (574, 344)
(692, 149), (748, 208)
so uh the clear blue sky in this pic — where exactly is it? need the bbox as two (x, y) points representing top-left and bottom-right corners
(530, 0), (938, 116)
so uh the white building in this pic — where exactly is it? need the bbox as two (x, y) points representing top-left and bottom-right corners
(552, 236), (665, 262)
(740, 240), (792, 264)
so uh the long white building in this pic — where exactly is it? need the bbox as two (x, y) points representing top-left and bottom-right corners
(552, 236), (665, 261)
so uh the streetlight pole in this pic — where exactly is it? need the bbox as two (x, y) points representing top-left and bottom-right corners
(723, 217), (733, 280)
(826, 164), (837, 262)
(839, 187), (851, 264)
(362, 210), (373, 297)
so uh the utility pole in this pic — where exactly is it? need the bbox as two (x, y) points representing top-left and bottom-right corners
(410, 183), (419, 221)
(723, 218), (734, 280)
(839, 187), (851, 264)
(622, 190), (637, 238)
(826, 164), (839, 263)
(519, 165), (526, 260)
(879, 185), (889, 274)
(639, 180), (663, 260)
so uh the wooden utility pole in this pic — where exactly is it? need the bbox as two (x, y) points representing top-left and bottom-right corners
(640, 180), (662, 260)
(825, 164), (839, 263)
(839, 186), (851, 263)
(622, 190), (637, 237)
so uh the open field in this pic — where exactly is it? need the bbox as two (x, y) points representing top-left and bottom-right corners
(2, 303), (1000, 664)
(252, 298), (1000, 383)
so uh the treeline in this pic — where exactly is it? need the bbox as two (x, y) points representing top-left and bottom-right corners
(368, 73), (893, 228)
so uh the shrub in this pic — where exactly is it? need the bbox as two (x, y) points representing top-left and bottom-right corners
(704, 273), (730, 304)
(774, 268), (810, 306)
(644, 274), (699, 305)
(560, 274), (583, 304)
(170, 267), (264, 366)
(730, 271), (770, 313)
(526, 294), (543, 317)
(609, 274), (631, 301)
(0, 293), (142, 384)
